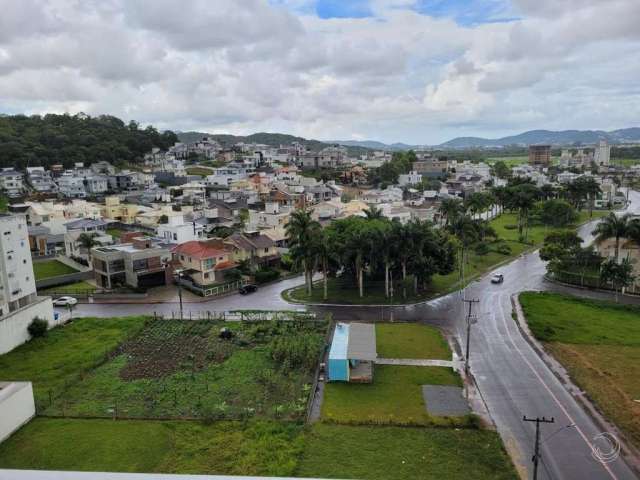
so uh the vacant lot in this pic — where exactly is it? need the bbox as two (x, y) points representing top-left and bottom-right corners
(298, 423), (517, 480)
(519, 292), (640, 447)
(33, 260), (78, 280)
(1, 316), (325, 421)
(0, 316), (147, 403)
(376, 323), (450, 360)
(0, 419), (516, 479)
(322, 365), (465, 426)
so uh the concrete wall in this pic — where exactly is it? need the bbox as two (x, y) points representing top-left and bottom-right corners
(35, 271), (93, 290)
(0, 296), (57, 355)
(0, 382), (35, 443)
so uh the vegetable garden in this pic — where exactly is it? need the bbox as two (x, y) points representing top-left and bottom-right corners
(38, 317), (328, 421)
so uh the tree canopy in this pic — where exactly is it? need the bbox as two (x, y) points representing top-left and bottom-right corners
(0, 113), (178, 170)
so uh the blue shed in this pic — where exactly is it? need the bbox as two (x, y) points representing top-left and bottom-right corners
(328, 322), (377, 383)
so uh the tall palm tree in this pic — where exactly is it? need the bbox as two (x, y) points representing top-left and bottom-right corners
(439, 198), (463, 227)
(286, 208), (321, 295)
(592, 213), (632, 262)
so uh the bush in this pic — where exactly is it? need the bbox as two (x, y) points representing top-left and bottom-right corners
(254, 268), (281, 284)
(474, 242), (490, 256)
(27, 317), (48, 338)
(495, 243), (512, 255)
(504, 224), (518, 230)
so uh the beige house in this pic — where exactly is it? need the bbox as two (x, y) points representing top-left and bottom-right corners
(172, 240), (238, 287)
(102, 196), (144, 224)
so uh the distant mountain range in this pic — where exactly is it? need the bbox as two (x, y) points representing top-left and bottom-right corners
(178, 127), (640, 153)
(438, 128), (640, 148)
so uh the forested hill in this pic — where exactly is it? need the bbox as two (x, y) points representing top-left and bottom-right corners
(177, 131), (372, 156)
(0, 114), (178, 170)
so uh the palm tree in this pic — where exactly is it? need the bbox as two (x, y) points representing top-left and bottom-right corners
(78, 232), (99, 265)
(364, 205), (384, 220)
(438, 198), (463, 227)
(592, 213), (633, 263)
(286, 208), (321, 295)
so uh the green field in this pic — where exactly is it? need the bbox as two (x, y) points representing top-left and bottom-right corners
(33, 260), (79, 280)
(186, 166), (214, 177)
(298, 424), (517, 480)
(376, 323), (451, 360)
(0, 418), (303, 477)
(0, 316), (324, 420)
(39, 281), (96, 294)
(106, 228), (124, 238)
(485, 156), (560, 167)
(519, 292), (640, 447)
(0, 419), (516, 479)
(322, 365), (464, 426)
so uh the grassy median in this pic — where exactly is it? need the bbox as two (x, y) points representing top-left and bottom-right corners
(519, 291), (640, 448)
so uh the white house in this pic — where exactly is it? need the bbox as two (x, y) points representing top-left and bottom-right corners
(0, 168), (24, 197)
(57, 171), (87, 198)
(398, 171), (423, 186)
(157, 214), (206, 244)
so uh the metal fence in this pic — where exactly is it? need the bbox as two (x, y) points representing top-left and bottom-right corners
(551, 270), (640, 296)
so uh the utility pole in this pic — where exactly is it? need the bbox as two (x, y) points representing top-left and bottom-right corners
(523, 416), (555, 480)
(462, 298), (479, 373)
(175, 269), (184, 321)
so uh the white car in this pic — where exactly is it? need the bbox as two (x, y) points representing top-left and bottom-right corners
(53, 296), (78, 307)
(490, 273), (504, 284)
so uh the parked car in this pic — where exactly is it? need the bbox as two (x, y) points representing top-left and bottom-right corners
(53, 296), (78, 307)
(239, 284), (258, 295)
(490, 273), (504, 284)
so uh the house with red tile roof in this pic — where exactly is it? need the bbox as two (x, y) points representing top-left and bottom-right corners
(172, 239), (238, 287)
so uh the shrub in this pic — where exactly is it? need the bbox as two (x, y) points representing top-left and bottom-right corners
(27, 317), (48, 338)
(474, 242), (490, 256)
(495, 243), (512, 255)
(255, 268), (280, 284)
(268, 334), (323, 372)
(504, 224), (518, 230)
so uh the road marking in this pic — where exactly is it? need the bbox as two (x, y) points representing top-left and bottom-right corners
(496, 294), (618, 480)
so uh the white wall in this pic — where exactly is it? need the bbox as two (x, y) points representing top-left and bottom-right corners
(0, 297), (57, 355)
(0, 382), (35, 443)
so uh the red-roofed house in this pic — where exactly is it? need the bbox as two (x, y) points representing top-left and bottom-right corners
(172, 239), (238, 287)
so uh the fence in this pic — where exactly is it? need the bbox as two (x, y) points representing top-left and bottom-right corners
(35, 271), (93, 290)
(153, 309), (320, 322)
(550, 270), (640, 296)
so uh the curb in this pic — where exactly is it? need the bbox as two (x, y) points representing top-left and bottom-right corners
(510, 294), (640, 476)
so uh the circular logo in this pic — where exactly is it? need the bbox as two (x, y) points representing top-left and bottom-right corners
(591, 432), (620, 464)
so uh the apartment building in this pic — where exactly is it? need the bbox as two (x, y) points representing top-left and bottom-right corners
(528, 145), (551, 166)
(0, 214), (55, 354)
(92, 236), (172, 290)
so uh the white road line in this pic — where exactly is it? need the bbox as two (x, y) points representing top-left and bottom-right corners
(497, 293), (618, 480)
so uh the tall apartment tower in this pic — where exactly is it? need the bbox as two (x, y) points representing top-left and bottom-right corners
(528, 145), (551, 166)
(0, 214), (55, 354)
(594, 140), (611, 166)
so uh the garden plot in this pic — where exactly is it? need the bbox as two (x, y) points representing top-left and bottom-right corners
(41, 318), (327, 421)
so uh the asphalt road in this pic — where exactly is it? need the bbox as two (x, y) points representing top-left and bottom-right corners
(68, 190), (640, 480)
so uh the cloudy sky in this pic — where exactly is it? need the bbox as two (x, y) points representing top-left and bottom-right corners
(1, 0), (639, 144)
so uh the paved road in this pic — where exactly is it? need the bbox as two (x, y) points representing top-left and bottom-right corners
(67, 190), (640, 480)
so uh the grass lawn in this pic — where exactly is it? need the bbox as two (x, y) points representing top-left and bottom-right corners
(297, 423), (517, 480)
(106, 227), (124, 238)
(0, 193), (7, 212)
(39, 281), (96, 294)
(186, 166), (214, 177)
(0, 418), (303, 477)
(33, 260), (78, 280)
(519, 292), (640, 447)
(376, 324), (451, 360)
(0, 316), (148, 404)
(322, 365), (464, 426)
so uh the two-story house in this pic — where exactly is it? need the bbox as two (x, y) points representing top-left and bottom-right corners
(171, 240), (238, 287)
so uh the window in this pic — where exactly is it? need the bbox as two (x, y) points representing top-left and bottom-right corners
(264, 248), (269, 253)
(23, 259), (26, 264)
(173, 233), (177, 241)
(204, 272), (210, 279)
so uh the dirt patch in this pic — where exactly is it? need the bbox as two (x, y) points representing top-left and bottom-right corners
(116, 320), (236, 380)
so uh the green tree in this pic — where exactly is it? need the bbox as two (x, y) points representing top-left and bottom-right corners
(600, 258), (635, 302)
(536, 199), (578, 228)
(592, 213), (633, 262)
